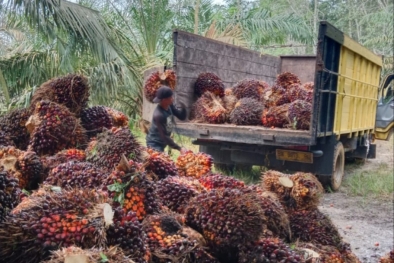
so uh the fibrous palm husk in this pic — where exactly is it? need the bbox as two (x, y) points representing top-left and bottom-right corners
(42, 246), (136, 263)
(144, 70), (176, 103)
(190, 92), (227, 124)
(30, 74), (90, 116)
(222, 89), (238, 115)
(261, 103), (290, 128)
(290, 172), (324, 210)
(264, 85), (291, 107)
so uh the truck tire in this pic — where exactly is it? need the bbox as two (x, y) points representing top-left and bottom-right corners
(322, 141), (345, 191)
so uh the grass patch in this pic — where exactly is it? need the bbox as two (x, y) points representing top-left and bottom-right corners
(343, 162), (394, 200)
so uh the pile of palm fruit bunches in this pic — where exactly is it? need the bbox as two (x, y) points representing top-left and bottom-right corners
(0, 72), (391, 263)
(183, 71), (313, 130)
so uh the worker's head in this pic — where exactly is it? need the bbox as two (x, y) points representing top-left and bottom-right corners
(153, 86), (174, 108)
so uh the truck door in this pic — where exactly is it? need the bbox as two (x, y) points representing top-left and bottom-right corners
(375, 74), (394, 140)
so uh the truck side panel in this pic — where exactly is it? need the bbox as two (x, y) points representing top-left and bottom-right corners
(173, 30), (281, 117)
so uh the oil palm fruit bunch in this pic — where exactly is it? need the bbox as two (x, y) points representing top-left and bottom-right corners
(290, 172), (324, 210)
(303, 82), (314, 91)
(103, 157), (161, 220)
(176, 150), (213, 178)
(232, 79), (268, 101)
(44, 161), (108, 189)
(0, 188), (111, 263)
(157, 176), (206, 213)
(30, 74), (90, 116)
(289, 209), (343, 249)
(43, 246), (136, 263)
(287, 83), (310, 102)
(0, 131), (15, 147)
(144, 70), (176, 103)
(86, 127), (142, 171)
(27, 100), (88, 156)
(106, 207), (150, 263)
(276, 72), (301, 89)
(238, 237), (303, 263)
(0, 108), (32, 149)
(0, 146), (43, 190)
(229, 98), (263, 125)
(185, 188), (265, 249)
(145, 148), (178, 179)
(143, 213), (199, 263)
(41, 149), (86, 176)
(261, 170), (294, 207)
(198, 173), (245, 190)
(190, 91), (227, 124)
(380, 250), (394, 263)
(288, 100), (312, 130)
(264, 85), (291, 107)
(245, 186), (291, 240)
(105, 106), (130, 127)
(0, 168), (21, 222)
(80, 106), (113, 137)
(222, 88), (238, 114)
(261, 103), (290, 128)
(194, 72), (225, 97)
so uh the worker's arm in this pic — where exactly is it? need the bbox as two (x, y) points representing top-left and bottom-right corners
(153, 114), (182, 150)
(170, 104), (187, 121)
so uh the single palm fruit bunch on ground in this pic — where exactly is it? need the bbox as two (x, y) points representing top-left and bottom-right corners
(232, 79), (268, 101)
(198, 173), (245, 190)
(289, 208), (343, 249)
(41, 149), (86, 176)
(104, 106), (130, 127)
(106, 207), (150, 263)
(287, 83), (311, 102)
(238, 237), (303, 263)
(30, 74), (90, 116)
(80, 106), (113, 137)
(176, 150), (213, 178)
(194, 72), (225, 97)
(190, 91), (227, 124)
(27, 100), (87, 156)
(43, 246), (136, 263)
(0, 146), (43, 190)
(103, 157), (161, 220)
(144, 70), (176, 103)
(0, 130), (15, 147)
(86, 127), (142, 171)
(229, 97), (263, 125)
(145, 148), (178, 179)
(245, 186), (291, 240)
(0, 188), (111, 263)
(143, 213), (202, 263)
(0, 108), (32, 150)
(261, 170), (293, 205)
(261, 103), (290, 128)
(44, 161), (109, 189)
(265, 84), (292, 107)
(276, 72), (301, 88)
(157, 176), (206, 213)
(290, 172), (324, 210)
(288, 100), (312, 130)
(185, 188), (265, 248)
(303, 81), (314, 91)
(222, 88), (238, 114)
(0, 168), (21, 222)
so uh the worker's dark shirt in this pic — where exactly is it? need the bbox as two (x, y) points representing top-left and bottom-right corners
(146, 104), (187, 150)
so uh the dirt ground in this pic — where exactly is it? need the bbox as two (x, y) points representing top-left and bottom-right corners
(319, 139), (393, 263)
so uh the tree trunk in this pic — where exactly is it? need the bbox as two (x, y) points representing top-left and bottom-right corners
(194, 0), (200, 34)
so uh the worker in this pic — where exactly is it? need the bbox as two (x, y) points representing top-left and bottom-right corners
(146, 86), (187, 153)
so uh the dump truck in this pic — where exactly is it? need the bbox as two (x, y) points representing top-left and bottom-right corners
(142, 21), (394, 191)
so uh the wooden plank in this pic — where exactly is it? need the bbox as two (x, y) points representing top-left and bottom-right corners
(174, 122), (312, 146)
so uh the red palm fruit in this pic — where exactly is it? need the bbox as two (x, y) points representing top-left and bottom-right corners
(104, 107), (129, 127)
(288, 100), (312, 130)
(194, 72), (225, 97)
(144, 70), (176, 103)
(190, 92), (227, 124)
(0, 168), (21, 222)
(198, 173), (245, 190)
(176, 150), (213, 178)
(80, 106), (113, 137)
(0, 108), (32, 150)
(232, 79), (268, 101)
(276, 72), (301, 89)
(261, 103), (290, 128)
(229, 98), (263, 125)
(145, 148), (178, 179)
(41, 149), (86, 176)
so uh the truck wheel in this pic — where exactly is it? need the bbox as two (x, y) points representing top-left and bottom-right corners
(324, 142), (345, 191)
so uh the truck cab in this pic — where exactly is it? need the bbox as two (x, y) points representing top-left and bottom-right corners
(375, 74), (394, 141)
